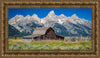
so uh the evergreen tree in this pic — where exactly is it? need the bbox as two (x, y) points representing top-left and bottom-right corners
(14, 34), (18, 40)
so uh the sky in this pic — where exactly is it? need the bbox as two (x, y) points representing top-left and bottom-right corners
(8, 8), (92, 21)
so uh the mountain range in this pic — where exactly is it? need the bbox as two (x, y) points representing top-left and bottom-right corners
(8, 10), (92, 37)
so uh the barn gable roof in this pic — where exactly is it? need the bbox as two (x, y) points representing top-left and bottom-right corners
(32, 27), (52, 35)
(23, 34), (42, 38)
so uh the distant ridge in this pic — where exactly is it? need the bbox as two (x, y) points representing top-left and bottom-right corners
(9, 10), (92, 37)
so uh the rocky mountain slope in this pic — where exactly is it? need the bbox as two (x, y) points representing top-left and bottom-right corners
(8, 24), (21, 36)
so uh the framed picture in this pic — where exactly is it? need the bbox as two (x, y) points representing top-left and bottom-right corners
(0, 0), (100, 58)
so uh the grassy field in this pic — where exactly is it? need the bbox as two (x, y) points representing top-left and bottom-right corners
(8, 39), (92, 50)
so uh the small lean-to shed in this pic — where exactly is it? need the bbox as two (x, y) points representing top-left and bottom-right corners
(23, 27), (64, 42)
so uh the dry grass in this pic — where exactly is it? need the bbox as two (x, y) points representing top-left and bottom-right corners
(8, 39), (92, 50)
(9, 39), (22, 42)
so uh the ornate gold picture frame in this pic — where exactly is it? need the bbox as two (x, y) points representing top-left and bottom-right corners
(0, 0), (100, 58)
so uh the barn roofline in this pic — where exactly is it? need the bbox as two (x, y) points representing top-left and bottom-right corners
(23, 27), (64, 40)
(45, 27), (56, 35)
(32, 27), (52, 35)
(56, 35), (64, 37)
(23, 27), (52, 38)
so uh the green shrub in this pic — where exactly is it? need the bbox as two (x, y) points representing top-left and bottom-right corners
(9, 43), (20, 50)
(86, 46), (92, 50)
(52, 46), (60, 50)
(41, 44), (51, 50)
(31, 45), (42, 50)
(20, 43), (32, 50)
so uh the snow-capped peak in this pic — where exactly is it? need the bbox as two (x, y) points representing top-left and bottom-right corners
(10, 15), (24, 21)
(32, 14), (38, 17)
(32, 14), (41, 22)
(15, 15), (24, 17)
(24, 15), (32, 19)
(8, 15), (24, 25)
(49, 10), (55, 14)
(71, 14), (79, 19)
(47, 10), (55, 17)
(25, 15), (31, 18)
(59, 14), (65, 17)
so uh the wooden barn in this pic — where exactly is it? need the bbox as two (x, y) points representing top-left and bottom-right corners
(22, 27), (64, 42)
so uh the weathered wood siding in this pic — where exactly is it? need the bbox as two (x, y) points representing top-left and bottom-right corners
(56, 35), (64, 40)
(45, 28), (56, 40)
